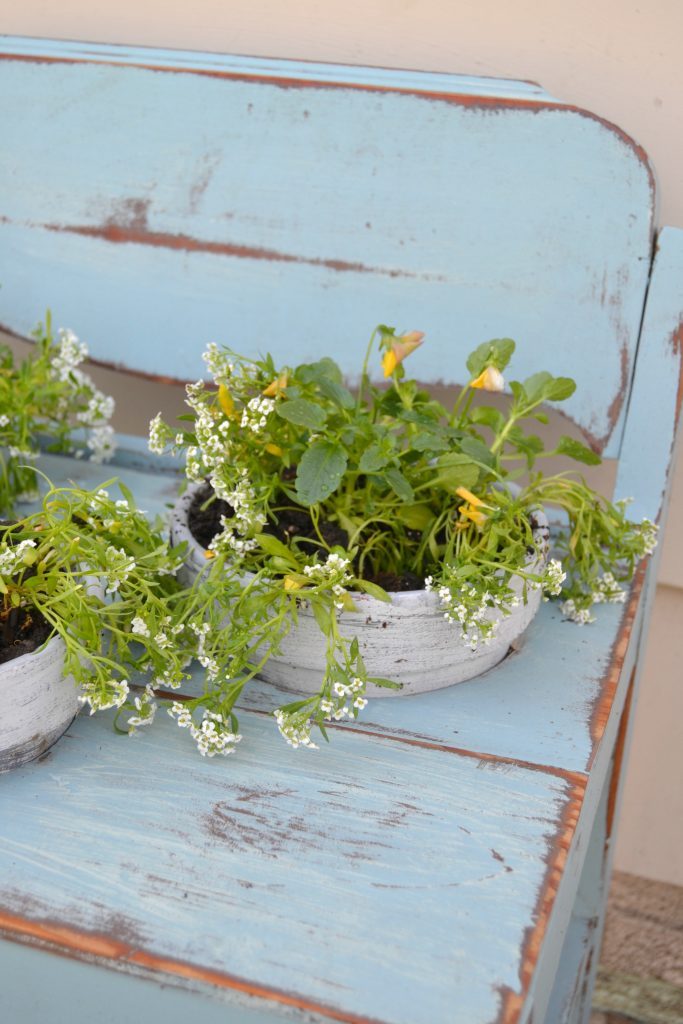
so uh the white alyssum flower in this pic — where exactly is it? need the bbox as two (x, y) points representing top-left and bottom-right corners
(542, 559), (566, 597)
(202, 342), (234, 383)
(560, 598), (596, 625)
(87, 424), (116, 463)
(591, 571), (626, 604)
(50, 328), (88, 381)
(148, 412), (167, 455)
(127, 685), (157, 735)
(274, 709), (318, 749)
(130, 616), (150, 638)
(240, 396), (275, 434)
(168, 702), (242, 757)
(103, 545), (136, 594)
(0, 414), (9, 427)
(78, 679), (129, 714)
(302, 552), (353, 610)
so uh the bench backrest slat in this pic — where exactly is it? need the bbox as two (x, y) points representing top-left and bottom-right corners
(0, 37), (656, 456)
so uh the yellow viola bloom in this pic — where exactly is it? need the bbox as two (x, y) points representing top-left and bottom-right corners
(265, 442), (283, 457)
(262, 371), (289, 398)
(218, 383), (235, 417)
(203, 549), (216, 560)
(470, 365), (505, 392)
(455, 486), (488, 507)
(284, 575), (303, 591)
(459, 504), (488, 528)
(381, 331), (425, 378)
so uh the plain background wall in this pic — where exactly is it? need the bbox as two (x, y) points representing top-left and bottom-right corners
(1, 0), (681, 884)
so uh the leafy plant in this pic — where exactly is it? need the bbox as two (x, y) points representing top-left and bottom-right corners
(0, 479), (197, 740)
(147, 328), (657, 754)
(0, 313), (115, 514)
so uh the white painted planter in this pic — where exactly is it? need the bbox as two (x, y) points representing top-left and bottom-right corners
(170, 483), (548, 698)
(0, 635), (79, 771)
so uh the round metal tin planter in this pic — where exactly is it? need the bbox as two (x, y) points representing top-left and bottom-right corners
(170, 483), (548, 698)
(0, 634), (79, 771)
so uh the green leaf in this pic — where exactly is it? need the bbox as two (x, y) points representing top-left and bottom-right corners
(411, 431), (450, 453)
(555, 436), (602, 465)
(431, 453), (480, 492)
(383, 467), (414, 502)
(459, 436), (495, 468)
(470, 405), (505, 432)
(359, 443), (390, 473)
(298, 357), (344, 384)
(317, 377), (355, 409)
(276, 398), (327, 431)
(367, 676), (402, 691)
(466, 338), (516, 377)
(294, 441), (348, 505)
(522, 372), (576, 406)
(545, 376), (576, 402)
(354, 579), (392, 603)
(396, 503), (434, 530)
(255, 534), (299, 564)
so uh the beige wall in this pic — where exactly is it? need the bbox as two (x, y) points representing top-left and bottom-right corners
(2, 0), (681, 884)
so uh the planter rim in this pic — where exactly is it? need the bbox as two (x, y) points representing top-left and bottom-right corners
(0, 630), (65, 683)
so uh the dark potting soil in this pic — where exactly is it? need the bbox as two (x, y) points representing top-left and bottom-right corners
(0, 605), (53, 665)
(187, 484), (425, 591)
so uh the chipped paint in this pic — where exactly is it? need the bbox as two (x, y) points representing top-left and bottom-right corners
(497, 782), (586, 1024)
(0, 48), (657, 203)
(0, 908), (385, 1024)
(589, 560), (646, 761)
(22, 211), (446, 282)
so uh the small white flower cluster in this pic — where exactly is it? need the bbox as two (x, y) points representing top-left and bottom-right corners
(190, 621), (220, 680)
(127, 684), (157, 735)
(131, 616), (150, 637)
(148, 412), (168, 455)
(0, 414), (9, 428)
(634, 518), (658, 557)
(319, 677), (367, 721)
(78, 678), (129, 715)
(202, 342), (234, 382)
(49, 328), (117, 461)
(303, 552), (353, 610)
(103, 545), (136, 594)
(87, 424), (116, 463)
(208, 469), (267, 558)
(541, 559), (566, 596)
(425, 572), (518, 651)
(50, 328), (88, 381)
(0, 539), (36, 582)
(274, 709), (318, 750)
(168, 702), (242, 757)
(240, 396), (275, 434)
(560, 599), (595, 626)
(591, 571), (626, 604)
(8, 446), (37, 460)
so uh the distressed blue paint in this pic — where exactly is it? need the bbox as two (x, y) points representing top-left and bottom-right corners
(0, 38), (681, 1024)
(0, 35), (555, 100)
(0, 37), (654, 455)
(0, 938), (290, 1024)
(616, 227), (683, 519)
(0, 709), (575, 1024)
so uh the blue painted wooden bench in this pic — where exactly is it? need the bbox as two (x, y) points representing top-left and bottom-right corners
(1, 35), (682, 1024)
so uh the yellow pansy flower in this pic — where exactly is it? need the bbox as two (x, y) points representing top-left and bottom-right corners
(470, 365), (505, 392)
(381, 331), (425, 378)
(262, 372), (289, 398)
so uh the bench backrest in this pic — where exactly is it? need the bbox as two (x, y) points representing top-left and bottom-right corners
(0, 37), (660, 459)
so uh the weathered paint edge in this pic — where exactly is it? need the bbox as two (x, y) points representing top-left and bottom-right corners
(496, 782), (586, 1024)
(0, 908), (385, 1024)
